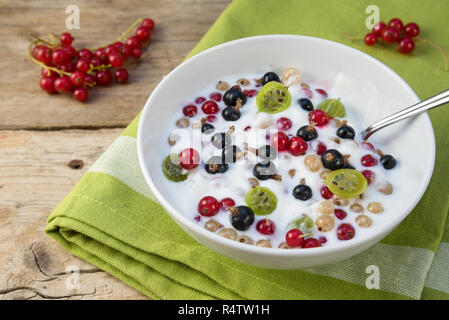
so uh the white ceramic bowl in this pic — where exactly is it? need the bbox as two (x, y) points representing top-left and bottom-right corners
(137, 35), (435, 269)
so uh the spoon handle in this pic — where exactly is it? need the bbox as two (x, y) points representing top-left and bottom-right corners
(362, 88), (449, 140)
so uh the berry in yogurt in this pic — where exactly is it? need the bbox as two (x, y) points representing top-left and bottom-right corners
(162, 67), (398, 249)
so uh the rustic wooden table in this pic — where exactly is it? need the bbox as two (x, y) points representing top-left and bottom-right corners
(0, 0), (230, 299)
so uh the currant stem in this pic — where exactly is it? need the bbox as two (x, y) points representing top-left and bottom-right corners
(88, 64), (112, 72)
(49, 33), (56, 47)
(341, 32), (364, 41)
(117, 18), (143, 42)
(416, 37), (449, 72)
(29, 35), (53, 46)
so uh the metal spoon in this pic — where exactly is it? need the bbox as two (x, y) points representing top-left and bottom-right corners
(362, 89), (449, 140)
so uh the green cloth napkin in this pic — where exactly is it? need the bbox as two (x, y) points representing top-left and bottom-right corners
(46, 0), (449, 300)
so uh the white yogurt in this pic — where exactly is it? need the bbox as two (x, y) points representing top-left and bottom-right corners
(162, 70), (400, 249)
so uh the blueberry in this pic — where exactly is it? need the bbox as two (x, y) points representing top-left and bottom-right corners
(292, 184), (313, 201)
(205, 156), (228, 174)
(297, 125), (318, 141)
(258, 145), (277, 160)
(253, 161), (276, 180)
(211, 132), (232, 149)
(222, 106), (241, 121)
(321, 149), (345, 170)
(297, 98), (313, 111)
(261, 72), (281, 85)
(201, 123), (215, 134)
(380, 154), (396, 170)
(336, 125), (355, 139)
(230, 206), (255, 231)
(222, 145), (241, 163)
(223, 85), (247, 107)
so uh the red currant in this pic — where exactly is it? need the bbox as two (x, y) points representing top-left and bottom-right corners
(73, 87), (88, 102)
(313, 141), (327, 155)
(96, 70), (112, 86)
(288, 136), (308, 156)
(270, 131), (289, 152)
(372, 22), (387, 37)
(197, 196), (220, 217)
(364, 33), (377, 46)
(206, 115), (216, 123)
(105, 45), (117, 56)
(78, 48), (93, 60)
(114, 68), (129, 84)
(397, 37), (415, 54)
(90, 56), (102, 67)
(381, 27), (400, 43)
(336, 223), (355, 240)
(70, 70), (86, 87)
(318, 236), (327, 244)
(40, 76), (56, 93)
(32, 44), (44, 57)
(85, 74), (95, 86)
(76, 58), (90, 73)
(315, 88), (327, 98)
(33, 45), (52, 65)
(136, 26), (151, 42)
(286, 228), (304, 247)
(201, 100), (219, 114)
(54, 76), (72, 93)
(361, 169), (375, 185)
(209, 92), (222, 102)
(60, 62), (75, 73)
(113, 41), (124, 50)
(131, 47), (142, 59)
(108, 52), (124, 67)
(256, 219), (275, 235)
(334, 209), (347, 220)
(243, 89), (258, 97)
(404, 22), (420, 38)
(119, 45), (132, 59)
(60, 32), (73, 46)
(302, 238), (321, 248)
(182, 104), (198, 117)
(308, 109), (329, 127)
(195, 97), (206, 104)
(141, 18), (155, 30)
(276, 117), (292, 131)
(51, 49), (68, 66)
(62, 45), (77, 59)
(320, 186), (333, 199)
(220, 198), (235, 210)
(125, 36), (141, 48)
(95, 48), (108, 62)
(388, 18), (404, 32)
(179, 148), (200, 170)
(361, 154), (378, 167)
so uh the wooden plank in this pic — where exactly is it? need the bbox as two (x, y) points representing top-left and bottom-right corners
(0, 0), (230, 129)
(0, 129), (148, 299)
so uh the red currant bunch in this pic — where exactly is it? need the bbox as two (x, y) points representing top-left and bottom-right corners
(364, 18), (419, 54)
(31, 18), (155, 102)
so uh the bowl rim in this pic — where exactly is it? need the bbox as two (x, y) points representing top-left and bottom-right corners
(137, 34), (436, 257)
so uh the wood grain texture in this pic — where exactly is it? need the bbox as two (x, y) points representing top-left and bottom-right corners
(0, 129), (150, 299)
(0, 0), (230, 129)
(0, 0), (231, 299)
